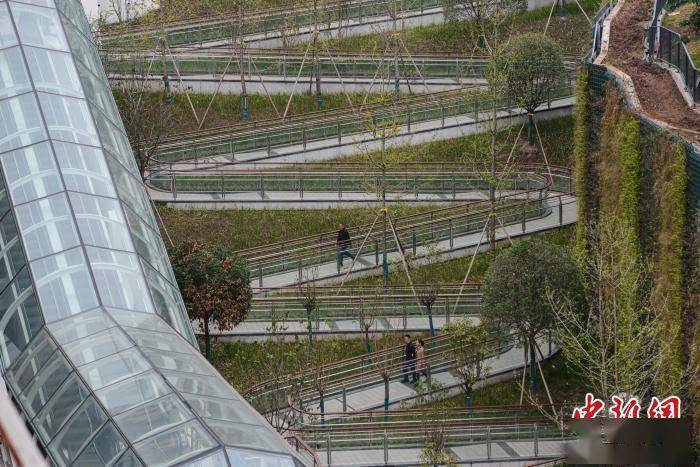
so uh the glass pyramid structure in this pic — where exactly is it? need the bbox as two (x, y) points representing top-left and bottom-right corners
(0, 1), (302, 465)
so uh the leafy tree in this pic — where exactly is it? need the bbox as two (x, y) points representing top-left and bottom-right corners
(489, 33), (565, 149)
(481, 238), (585, 390)
(445, 319), (491, 408)
(171, 241), (252, 360)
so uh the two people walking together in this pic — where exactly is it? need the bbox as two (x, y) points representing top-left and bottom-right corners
(402, 334), (427, 385)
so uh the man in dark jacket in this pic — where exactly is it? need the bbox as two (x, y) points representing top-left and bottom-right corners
(402, 334), (417, 384)
(336, 224), (356, 271)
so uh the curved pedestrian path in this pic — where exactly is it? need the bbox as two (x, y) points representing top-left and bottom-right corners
(148, 86), (575, 170)
(104, 49), (579, 94)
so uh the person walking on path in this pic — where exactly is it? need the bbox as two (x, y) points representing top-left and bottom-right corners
(415, 338), (427, 381)
(336, 224), (356, 271)
(402, 334), (417, 384)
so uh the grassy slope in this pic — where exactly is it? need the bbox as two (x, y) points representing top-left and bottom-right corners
(314, 1), (598, 55)
(128, 91), (390, 135)
(156, 115), (575, 250)
(663, 3), (700, 65)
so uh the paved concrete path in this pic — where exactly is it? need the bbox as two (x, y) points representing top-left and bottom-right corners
(149, 97), (574, 186)
(245, 194), (576, 289)
(324, 439), (568, 466)
(306, 334), (556, 414)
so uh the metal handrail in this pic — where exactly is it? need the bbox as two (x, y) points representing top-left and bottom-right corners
(657, 26), (700, 103)
(148, 82), (575, 164)
(98, 0), (444, 47)
(286, 434), (323, 467)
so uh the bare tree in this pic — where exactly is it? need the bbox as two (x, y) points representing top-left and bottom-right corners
(550, 217), (696, 401)
(298, 280), (318, 354)
(417, 284), (440, 337)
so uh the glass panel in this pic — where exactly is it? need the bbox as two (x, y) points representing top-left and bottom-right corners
(35, 373), (90, 441)
(141, 260), (195, 345)
(79, 347), (150, 390)
(60, 16), (103, 78)
(0, 93), (46, 153)
(10, 2), (69, 51)
(105, 308), (174, 334)
(12, 0), (55, 7)
(104, 157), (155, 229)
(227, 448), (296, 467)
(142, 348), (216, 377)
(0, 213), (26, 292)
(55, 0), (92, 38)
(95, 370), (170, 415)
(0, 281), (41, 366)
(0, 4), (19, 50)
(0, 174), (10, 216)
(115, 394), (194, 443)
(31, 247), (98, 321)
(38, 92), (100, 146)
(53, 141), (116, 197)
(93, 109), (139, 174)
(48, 307), (113, 344)
(123, 328), (193, 355)
(24, 46), (83, 98)
(0, 46), (30, 99)
(0, 266), (39, 357)
(86, 247), (153, 313)
(112, 449), (143, 467)
(134, 420), (217, 467)
(70, 193), (133, 251)
(123, 205), (176, 285)
(161, 371), (236, 401)
(76, 60), (121, 127)
(72, 422), (127, 467)
(6, 329), (54, 391)
(182, 450), (228, 467)
(1, 141), (63, 204)
(184, 395), (260, 426)
(63, 325), (132, 366)
(48, 396), (107, 465)
(18, 350), (70, 417)
(211, 420), (288, 453)
(15, 193), (78, 259)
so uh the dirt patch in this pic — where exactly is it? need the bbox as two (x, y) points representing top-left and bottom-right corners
(604, 0), (700, 136)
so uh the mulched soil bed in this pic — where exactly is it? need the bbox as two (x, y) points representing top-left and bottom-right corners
(604, 0), (700, 136)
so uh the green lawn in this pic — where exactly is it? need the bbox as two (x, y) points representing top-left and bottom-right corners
(426, 354), (586, 408)
(312, 1), (598, 55)
(156, 115), (575, 250)
(116, 90), (393, 136)
(662, 3), (700, 66)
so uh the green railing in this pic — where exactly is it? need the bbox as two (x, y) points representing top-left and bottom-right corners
(246, 284), (481, 323)
(150, 81), (575, 165)
(100, 0), (444, 48)
(146, 165), (550, 200)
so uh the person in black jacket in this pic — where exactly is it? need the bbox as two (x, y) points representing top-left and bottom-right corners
(402, 334), (417, 384)
(336, 224), (356, 271)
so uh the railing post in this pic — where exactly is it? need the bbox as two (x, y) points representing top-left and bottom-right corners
(440, 105), (445, 127)
(403, 302), (407, 329)
(298, 258), (302, 282)
(413, 176), (418, 199)
(383, 431), (388, 465)
(375, 239), (379, 265)
(445, 297), (450, 324)
(560, 406), (565, 439)
(452, 175), (456, 200)
(407, 110), (411, 132)
(534, 423), (539, 457)
(300, 175), (304, 199)
(449, 219), (453, 249)
(412, 230), (416, 255)
(171, 174), (176, 199)
(522, 209), (526, 233)
(267, 136), (271, 156)
(326, 435), (331, 466)
(486, 426), (491, 459)
(337, 122), (342, 144)
(221, 173), (225, 199)
(548, 329), (552, 356)
(258, 265), (263, 287)
(338, 175), (342, 199)
(426, 363), (431, 388)
(260, 175), (264, 199)
(342, 386), (347, 412)
(559, 199), (563, 225)
(303, 127), (307, 151)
